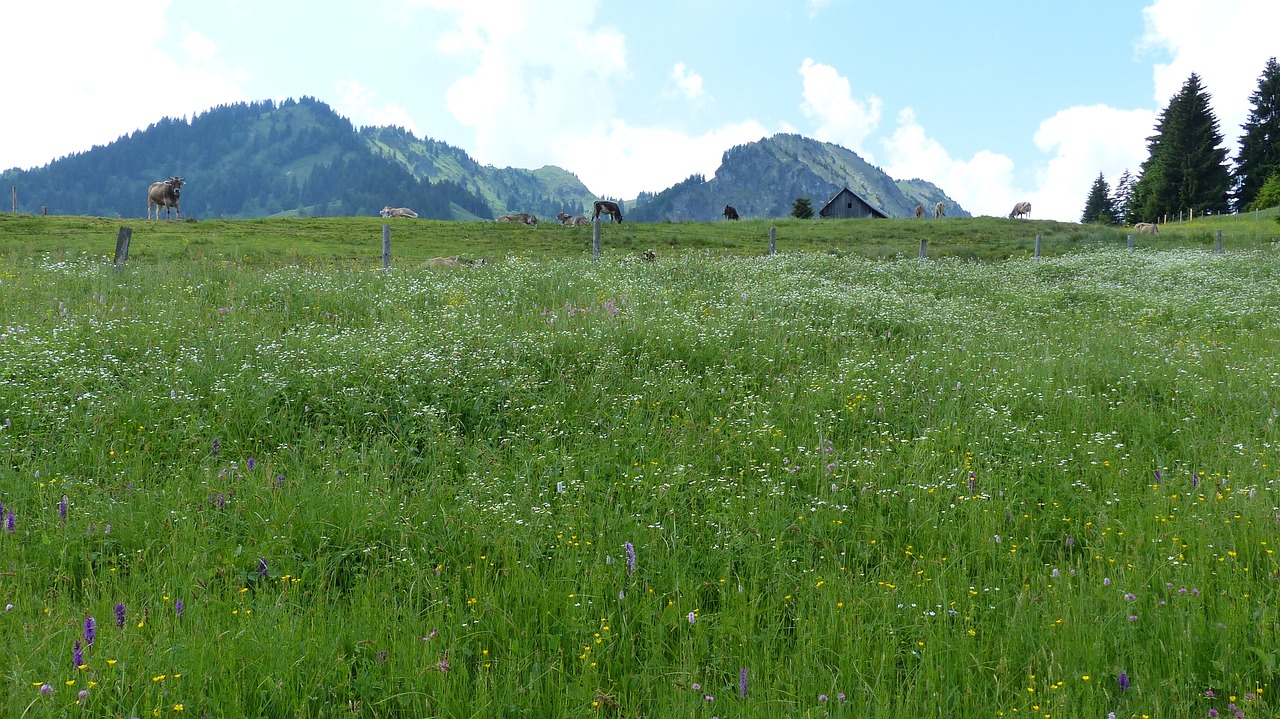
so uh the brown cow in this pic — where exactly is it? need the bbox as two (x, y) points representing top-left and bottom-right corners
(723, 205), (740, 220)
(593, 200), (623, 223)
(914, 204), (924, 218)
(556, 212), (591, 226)
(498, 213), (538, 225)
(1134, 222), (1160, 235)
(147, 176), (185, 219)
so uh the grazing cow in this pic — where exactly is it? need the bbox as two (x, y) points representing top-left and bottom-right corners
(556, 212), (591, 226)
(1134, 222), (1160, 235)
(593, 200), (624, 223)
(935, 202), (945, 219)
(380, 206), (418, 218)
(723, 205), (740, 220)
(1009, 201), (1032, 219)
(641, 249), (657, 262)
(147, 176), (185, 220)
(914, 204), (924, 218)
(497, 213), (538, 225)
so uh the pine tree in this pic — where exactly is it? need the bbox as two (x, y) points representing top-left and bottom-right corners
(792, 197), (814, 219)
(1111, 169), (1136, 224)
(1234, 57), (1280, 210)
(1131, 73), (1232, 221)
(1081, 173), (1116, 224)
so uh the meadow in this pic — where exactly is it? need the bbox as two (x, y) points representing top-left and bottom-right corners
(1, 213), (1279, 718)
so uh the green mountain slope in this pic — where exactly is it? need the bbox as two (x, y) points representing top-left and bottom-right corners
(630, 134), (969, 222)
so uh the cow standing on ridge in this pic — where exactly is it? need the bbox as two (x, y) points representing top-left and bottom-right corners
(1009, 201), (1032, 219)
(935, 202), (945, 219)
(723, 205), (740, 220)
(147, 176), (185, 219)
(593, 200), (623, 223)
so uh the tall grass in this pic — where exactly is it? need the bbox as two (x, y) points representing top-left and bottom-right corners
(1, 245), (1278, 718)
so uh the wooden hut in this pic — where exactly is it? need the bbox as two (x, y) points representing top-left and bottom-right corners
(818, 187), (888, 219)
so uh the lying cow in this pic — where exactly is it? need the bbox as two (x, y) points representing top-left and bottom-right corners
(555, 212), (590, 226)
(1134, 222), (1159, 235)
(380, 206), (418, 218)
(497, 213), (538, 225)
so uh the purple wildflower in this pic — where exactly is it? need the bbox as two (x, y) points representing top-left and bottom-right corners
(1128, 615), (1139, 622)
(257, 557), (268, 579)
(77, 689), (88, 701)
(688, 611), (696, 624)
(838, 693), (847, 701)
(692, 683), (701, 692)
(1206, 690), (1216, 698)
(175, 599), (184, 618)
(1104, 577), (1111, 586)
(739, 668), (748, 698)
(211, 437), (220, 456)
(73, 640), (83, 668)
(704, 695), (714, 703)
(1118, 671), (1129, 692)
(624, 541), (636, 575)
(83, 615), (96, 645)
(59, 496), (67, 521)
(246, 457), (255, 470)
(114, 602), (125, 628)
(1209, 710), (1219, 718)
(819, 694), (829, 702)
(1154, 469), (1162, 484)
(1125, 593), (1137, 601)
(40, 684), (52, 695)
(6, 511), (14, 533)
(436, 658), (450, 672)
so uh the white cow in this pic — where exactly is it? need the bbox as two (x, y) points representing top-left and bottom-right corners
(380, 206), (418, 218)
(1009, 201), (1032, 219)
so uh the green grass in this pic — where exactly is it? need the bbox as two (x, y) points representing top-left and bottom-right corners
(1, 215), (1279, 717)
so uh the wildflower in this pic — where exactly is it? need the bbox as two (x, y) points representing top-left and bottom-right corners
(740, 668), (748, 698)
(1209, 711), (1219, 718)
(1118, 671), (1129, 692)
(838, 693), (847, 701)
(624, 541), (636, 574)
(40, 684), (52, 695)
(77, 689), (88, 701)
(246, 457), (255, 470)
(1104, 577), (1111, 587)
(73, 640), (83, 668)
(114, 603), (126, 628)
(59, 496), (67, 521)
(211, 437), (220, 456)
(704, 695), (714, 703)
(1051, 568), (1060, 578)
(174, 600), (184, 618)
(688, 612), (696, 624)
(1154, 469), (1162, 483)
(436, 658), (450, 672)
(1128, 615), (1139, 622)
(692, 683), (701, 692)
(1124, 593), (1136, 601)
(6, 511), (14, 533)
(819, 694), (829, 702)
(258, 557), (268, 579)
(84, 616), (96, 645)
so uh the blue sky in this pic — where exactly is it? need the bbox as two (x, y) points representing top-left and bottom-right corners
(1, 0), (1274, 220)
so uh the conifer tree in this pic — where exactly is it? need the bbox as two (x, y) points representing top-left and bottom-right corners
(1081, 173), (1116, 224)
(792, 197), (814, 219)
(1234, 57), (1280, 210)
(1110, 169), (1136, 224)
(1131, 73), (1231, 221)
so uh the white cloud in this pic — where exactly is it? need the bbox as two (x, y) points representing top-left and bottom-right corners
(1030, 105), (1156, 222)
(669, 63), (707, 103)
(552, 119), (770, 199)
(333, 80), (421, 135)
(798, 58), (883, 159)
(1142, 0), (1274, 146)
(0, 1), (247, 172)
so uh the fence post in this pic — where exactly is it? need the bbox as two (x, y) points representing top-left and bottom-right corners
(10, 186), (15, 214)
(113, 227), (132, 267)
(382, 225), (391, 269)
(1215, 229), (1223, 255)
(1127, 234), (1134, 250)
(592, 218), (601, 260)
(769, 227), (777, 255)
(1034, 234), (1041, 260)
(918, 238), (927, 261)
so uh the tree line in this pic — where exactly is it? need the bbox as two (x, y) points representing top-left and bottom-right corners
(1082, 58), (1280, 225)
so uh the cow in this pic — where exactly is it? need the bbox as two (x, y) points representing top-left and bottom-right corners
(641, 249), (657, 262)
(914, 204), (924, 218)
(593, 200), (623, 223)
(556, 212), (591, 226)
(497, 213), (538, 225)
(147, 176), (185, 220)
(723, 205), (740, 220)
(425, 256), (486, 268)
(1134, 222), (1160, 235)
(380, 206), (418, 218)
(1009, 201), (1032, 219)
(935, 202), (945, 219)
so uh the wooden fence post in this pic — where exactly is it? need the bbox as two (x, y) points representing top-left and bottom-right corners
(10, 186), (15, 214)
(1034, 234), (1041, 260)
(918, 238), (927, 261)
(1215, 229), (1223, 255)
(382, 225), (391, 269)
(592, 218), (601, 260)
(769, 227), (777, 255)
(113, 227), (132, 267)
(1127, 234), (1134, 250)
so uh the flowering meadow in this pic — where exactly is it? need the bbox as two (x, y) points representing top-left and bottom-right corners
(1, 245), (1278, 718)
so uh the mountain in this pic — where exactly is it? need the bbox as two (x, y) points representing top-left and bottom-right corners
(0, 98), (593, 221)
(629, 134), (969, 222)
(2, 101), (966, 223)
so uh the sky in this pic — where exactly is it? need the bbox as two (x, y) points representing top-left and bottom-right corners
(1, 0), (1276, 221)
